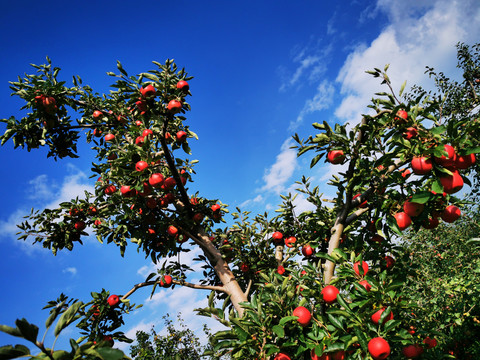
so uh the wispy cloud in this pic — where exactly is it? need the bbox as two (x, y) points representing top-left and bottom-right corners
(63, 267), (77, 276)
(260, 138), (297, 195)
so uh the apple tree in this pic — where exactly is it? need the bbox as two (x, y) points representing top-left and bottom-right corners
(1, 42), (480, 360)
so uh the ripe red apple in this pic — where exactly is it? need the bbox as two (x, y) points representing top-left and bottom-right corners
(167, 99), (182, 114)
(439, 170), (464, 194)
(384, 255), (395, 269)
(163, 177), (176, 190)
(352, 193), (367, 208)
(140, 84), (156, 98)
(321, 285), (339, 304)
(293, 306), (311, 327)
(371, 308), (394, 325)
(285, 236), (296, 248)
(167, 225), (178, 236)
(120, 185), (136, 197)
(149, 173), (164, 188)
(327, 150), (345, 164)
(441, 205), (461, 223)
(302, 245), (314, 257)
(240, 263), (249, 273)
(434, 144), (456, 168)
(395, 109), (408, 123)
(176, 130), (187, 143)
(395, 212), (411, 231)
(403, 127), (418, 140)
(423, 216), (439, 229)
(42, 96), (57, 114)
(411, 156), (433, 175)
(107, 294), (120, 307)
(176, 80), (190, 92)
(104, 133), (115, 142)
(272, 231), (283, 244)
(277, 265), (286, 275)
(135, 161), (148, 172)
(403, 200), (424, 217)
(359, 279), (372, 292)
(135, 136), (145, 146)
(193, 213), (204, 224)
(423, 337), (437, 349)
(402, 344), (423, 358)
(353, 261), (368, 276)
(104, 184), (117, 195)
(368, 337), (390, 360)
(135, 100), (147, 114)
(211, 204), (221, 212)
(75, 221), (86, 231)
(331, 351), (345, 360)
(94, 219), (102, 227)
(455, 153), (476, 169)
(93, 128), (102, 137)
(160, 275), (173, 287)
(93, 110), (103, 120)
(142, 129), (153, 138)
(274, 353), (291, 360)
(401, 168), (411, 178)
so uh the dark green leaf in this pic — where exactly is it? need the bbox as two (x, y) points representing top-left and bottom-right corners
(54, 302), (82, 337)
(15, 319), (38, 343)
(0, 344), (30, 360)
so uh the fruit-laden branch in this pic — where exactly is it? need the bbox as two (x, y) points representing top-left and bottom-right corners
(324, 110), (391, 284)
(121, 279), (226, 300)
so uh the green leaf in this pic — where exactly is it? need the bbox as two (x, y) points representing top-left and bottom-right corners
(54, 302), (82, 337)
(116, 61), (127, 77)
(45, 300), (67, 329)
(15, 319), (38, 343)
(0, 344), (30, 360)
(272, 325), (285, 338)
(430, 125), (446, 135)
(0, 325), (22, 338)
(431, 179), (443, 194)
(52, 350), (71, 360)
(410, 191), (433, 204)
(399, 80), (407, 97)
(95, 347), (126, 360)
(279, 316), (298, 326)
(336, 293), (352, 312)
(327, 313), (344, 330)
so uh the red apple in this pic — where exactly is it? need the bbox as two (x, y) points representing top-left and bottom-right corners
(107, 294), (120, 307)
(240, 263), (249, 273)
(163, 177), (176, 190)
(104, 133), (115, 142)
(140, 84), (156, 98)
(441, 205), (461, 223)
(75, 221), (86, 231)
(93, 128), (102, 137)
(434, 144), (456, 168)
(384, 255), (395, 269)
(331, 351), (345, 360)
(455, 153), (476, 169)
(403, 200), (424, 217)
(371, 308), (394, 325)
(142, 129), (153, 138)
(321, 285), (339, 304)
(167, 99), (182, 114)
(176, 130), (187, 143)
(42, 96), (57, 114)
(93, 110), (103, 120)
(160, 275), (173, 288)
(104, 184), (116, 195)
(302, 245), (314, 257)
(135, 136), (145, 146)
(327, 150), (345, 164)
(277, 265), (286, 275)
(285, 236), (297, 248)
(401, 168), (411, 178)
(193, 213), (204, 224)
(94, 219), (102, 226)
(120, 185), (136, 197)
(395, 109), (408, 123)
(177, 80), (190, 92)
(149, 173), (164, 188)
(359, 280), (372, 292)
(423, 337), (437, 349)
(423, 216), (439, 229)
(352, 193), (367, 208)
(395, 212), (411, 231)
(439, 170), (464, 194)
(293, 306), (311, 327)
(135, 120), (143, 126)
(411, 156), (433, 175)
(274, 353), (291, 360)
(368, 337), (390, 360)
(402, 344), (423, 358)
(353, 261), (368, 276)
(167, 225), (178, 236)
(403, 127), (418, 140)
(135, 100), (147, 114)
(272, 231), (283, 244)
(211, 204), (221, 212)
(135, 161), (148, 172)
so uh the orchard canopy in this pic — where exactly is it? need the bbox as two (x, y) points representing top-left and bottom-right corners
(0, 43), (480, 360)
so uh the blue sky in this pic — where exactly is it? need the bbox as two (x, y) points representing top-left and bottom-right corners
(1, 0), (479, 353)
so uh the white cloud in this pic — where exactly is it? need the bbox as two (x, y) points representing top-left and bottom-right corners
(290, 80), (335, 130)
(336, 0), (480, 125)
(63, 267), (77, 276)
(238, 194), (264, 209)
(260, 138), (298, 194)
